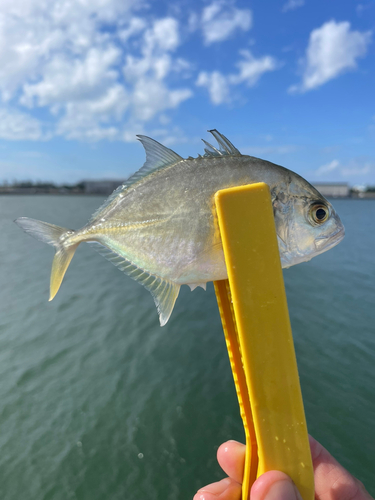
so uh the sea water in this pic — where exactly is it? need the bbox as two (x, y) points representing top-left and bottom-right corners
(0, 196), (374, 499)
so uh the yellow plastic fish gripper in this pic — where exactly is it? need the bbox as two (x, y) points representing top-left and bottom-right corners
(213, 182), (314, 500)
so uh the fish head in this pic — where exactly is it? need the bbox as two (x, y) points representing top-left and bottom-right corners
(273, 179), (345, 268)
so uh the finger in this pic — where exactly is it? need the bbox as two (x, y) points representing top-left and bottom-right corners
(217, 440), (246, 484)
(250, 470), (303, 500)
(309, 435), (373, 500)
(194, 477), (242, 500)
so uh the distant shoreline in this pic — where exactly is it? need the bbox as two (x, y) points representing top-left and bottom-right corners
(1, 191), (375, 199)
(0, 191), (97, 196)
(2, 180), (374, 199)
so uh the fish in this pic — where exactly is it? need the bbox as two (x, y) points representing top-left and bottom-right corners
(15, 130), (345, 326)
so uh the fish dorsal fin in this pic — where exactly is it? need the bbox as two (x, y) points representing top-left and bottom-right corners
(136, 135), (183, 174)
(89, 242), (180, 326)
(89, 136), (183, 223)
(202, 129), (241, 157)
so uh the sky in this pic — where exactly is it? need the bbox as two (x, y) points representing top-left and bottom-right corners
(0, 0), (374, 186)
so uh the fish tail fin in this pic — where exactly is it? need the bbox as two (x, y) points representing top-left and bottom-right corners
(14, 217), (79, 300)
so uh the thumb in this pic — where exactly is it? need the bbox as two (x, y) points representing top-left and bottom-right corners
(250, 471), (303, 500)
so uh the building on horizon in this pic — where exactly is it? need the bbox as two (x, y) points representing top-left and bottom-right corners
(311, 182), (349, 198)
(82, 179), (126, 195)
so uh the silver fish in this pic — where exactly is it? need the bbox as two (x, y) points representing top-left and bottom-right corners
(15, 130), (345, 325)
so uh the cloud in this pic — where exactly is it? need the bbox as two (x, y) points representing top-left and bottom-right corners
(340, 161), (373, 177)
(201, 1), (252, 45)
(21, 47), (122, 107)
(356, 3), (375, 17)
(196, 71), (231, 104)
(314, 157), (375, 179)
(0, 0), (137, 100)
(0, 1), (194, 142)
(289, 20), (372, 93)
(241, 145), (297, 156)
(143, 17), (180, 52)
(50, 84), (129, 141)
(316, 159), (340, 175)
(123, 17), (192, 122)
(196, 50), (278, 104)
(147, 126), (188, 146)
(230, 50), (278, 86)
(282, 0), (305, 12)
(130, 79), (192, 121)
(0, 107), (43, 140)
(0, 0), (274, 142)
(118, 17), (147, 43)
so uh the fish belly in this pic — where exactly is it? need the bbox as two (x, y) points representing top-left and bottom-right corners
(95, 209), (227, 285)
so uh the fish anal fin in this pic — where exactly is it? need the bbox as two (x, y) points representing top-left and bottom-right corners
(151, 279), (180, 326)
(188, 282), (207, 291)
(89, 243), (180, 326)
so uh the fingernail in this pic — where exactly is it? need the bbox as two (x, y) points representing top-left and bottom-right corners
(263, 479), (302, 500)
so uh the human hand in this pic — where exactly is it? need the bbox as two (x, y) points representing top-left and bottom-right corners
(193, 435), (373, 500)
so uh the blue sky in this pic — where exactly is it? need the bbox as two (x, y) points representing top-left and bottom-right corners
(0, 0), (374, 185)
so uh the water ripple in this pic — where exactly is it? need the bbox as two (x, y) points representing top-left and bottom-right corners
(0, 196), (374, 498)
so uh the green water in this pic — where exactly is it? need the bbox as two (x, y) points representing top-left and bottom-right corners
(0, 196), (374, 499)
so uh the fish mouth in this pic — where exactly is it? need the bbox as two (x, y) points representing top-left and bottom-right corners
(314, 226), (345, 252)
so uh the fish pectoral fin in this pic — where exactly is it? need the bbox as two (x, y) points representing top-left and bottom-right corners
(277, 234), (288, 253)
(89, 242), (180, 326)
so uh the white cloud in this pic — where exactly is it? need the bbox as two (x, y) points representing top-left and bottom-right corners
(188, 12), (199, 33)
(123, 17), (192, 122)
(316, 159), (340, 175)
(241, 145), (297, 156)
(148, 126), (188, 146)
(196, 71), (231, 104)
(230, 50), (278, 86)
(118, 17), (147, 43)
(143, 17), (180, 52)
(314, 157), (375, 179)
(0, 107), (43, 140)
(58, 123), (120, 141)
(282, 0), (305, 12)
(290, 20), (372, 92)
(55, 85), (129, 140)
(0, 0), (137, 100)
(130, 78), (192, 121)
(201, 1), (252, 45)
(197, 50), (278, 104)
(0, 1), (195, 142)
(21, 47), (121, 107)
(341, 161), (373, 177)
(0, 0), (273, 142)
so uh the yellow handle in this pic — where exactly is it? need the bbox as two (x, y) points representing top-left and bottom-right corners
(214, 183), (314, 500)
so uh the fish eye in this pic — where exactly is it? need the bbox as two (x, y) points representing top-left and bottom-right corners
(309, 203), (329, 225)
